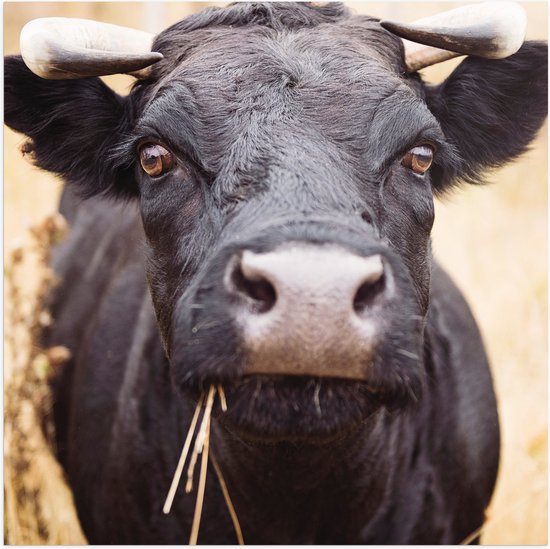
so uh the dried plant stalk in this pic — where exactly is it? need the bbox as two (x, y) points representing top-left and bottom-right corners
(163, 393), (205, 514)
(189, 412), (211, 545)
(217, 384), (228, 412)
(4, 213), (86, 544)
(211, 452), (244, 545)
(163, 383), (243, 546)
(186, 386), (216, 493)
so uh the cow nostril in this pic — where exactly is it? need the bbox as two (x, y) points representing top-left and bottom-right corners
(230, 259), (277, 313)
(353, 272), (385, 315)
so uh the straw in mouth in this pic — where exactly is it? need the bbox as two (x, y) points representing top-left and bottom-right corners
(162, 385), (243, 545)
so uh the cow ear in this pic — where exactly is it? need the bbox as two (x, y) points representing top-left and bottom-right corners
(425, 41), (548, 193)
(4, 55), (137, 199)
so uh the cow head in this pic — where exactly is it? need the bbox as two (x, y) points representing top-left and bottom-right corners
(5, 2), (547, 441)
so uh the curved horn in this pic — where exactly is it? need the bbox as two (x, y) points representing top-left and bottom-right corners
(20, 17), (163, 80)
(381, 2), (527, 73)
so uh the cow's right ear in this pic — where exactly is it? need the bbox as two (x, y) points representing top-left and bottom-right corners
(4, 55), (137, 199)
(425, 41), (548, 194)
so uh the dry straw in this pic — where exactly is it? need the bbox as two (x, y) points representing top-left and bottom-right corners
(162, 393), (205, 514)
(186, 386), (216, 494)
(163, 384), (244, 545)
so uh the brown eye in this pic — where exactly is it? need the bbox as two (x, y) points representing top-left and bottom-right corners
(139, 144), (174, 177)
(401, 145), (434, 175)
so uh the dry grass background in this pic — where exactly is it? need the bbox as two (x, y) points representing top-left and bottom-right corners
(4, 2), (547, 544)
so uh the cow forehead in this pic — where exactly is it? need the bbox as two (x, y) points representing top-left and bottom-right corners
(136, 22), (419, 163)
(146, 53), (408, 126)
(147, 18), (405, 100)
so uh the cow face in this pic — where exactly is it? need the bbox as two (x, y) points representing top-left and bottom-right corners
(128, 9), (546, 440)
(4, 3), (547, 441)
(134, 15), (439, 420)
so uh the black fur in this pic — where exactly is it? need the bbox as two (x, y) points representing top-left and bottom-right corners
(425, 41), (549, 191)
(4, 2), (547, 544)
(4, 56), (136, 198)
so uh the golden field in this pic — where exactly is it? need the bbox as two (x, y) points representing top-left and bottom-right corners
(4, 2), (547, 544)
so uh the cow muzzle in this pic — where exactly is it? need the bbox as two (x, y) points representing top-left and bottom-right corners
(171, 227), (424, 405)
(225, 243), (391, 380)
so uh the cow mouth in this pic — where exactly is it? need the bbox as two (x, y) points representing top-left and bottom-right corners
(189, 374), (401, 444)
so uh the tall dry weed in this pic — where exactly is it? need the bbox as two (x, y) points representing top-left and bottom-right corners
(4, 214), (87, 545)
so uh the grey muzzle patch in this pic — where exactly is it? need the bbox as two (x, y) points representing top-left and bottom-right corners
(226, 243), (391, 380)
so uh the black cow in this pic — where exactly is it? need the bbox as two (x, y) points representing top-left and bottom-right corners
(4, 2), (547, 544)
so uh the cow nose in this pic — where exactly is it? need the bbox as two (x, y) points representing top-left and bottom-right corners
(225, 244), (391, 380)
(235, 248), (385, 315)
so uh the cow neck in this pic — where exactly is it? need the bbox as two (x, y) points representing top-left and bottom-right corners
(209, 411), (402, 544)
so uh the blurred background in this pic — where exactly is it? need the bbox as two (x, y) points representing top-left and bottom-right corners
(4, 2), (547, 544)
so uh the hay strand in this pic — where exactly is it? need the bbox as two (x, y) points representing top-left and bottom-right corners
(185, 453), (199, 493)
(217, 384), (228, 412)
(186, 386), (216, 494)
(163, 393), (205, 514)
(188, 412), (212, 545)
(163, 383), (241, 545)
(460, 525), (484, 546)
(211, 452), (244, 545)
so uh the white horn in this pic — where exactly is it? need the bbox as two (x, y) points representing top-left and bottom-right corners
(381, 2), (527, 73)
(20, 17), (163, 80)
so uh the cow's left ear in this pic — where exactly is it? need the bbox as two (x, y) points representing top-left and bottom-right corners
(425, 41), (548, 193)
(5, 55), (137, 199)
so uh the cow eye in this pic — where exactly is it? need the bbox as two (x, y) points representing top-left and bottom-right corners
(139, 143), (174, 177)
(401, 145), (434, 175)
